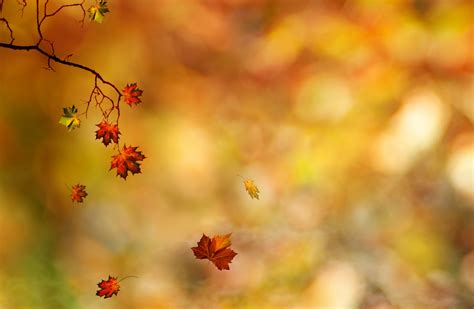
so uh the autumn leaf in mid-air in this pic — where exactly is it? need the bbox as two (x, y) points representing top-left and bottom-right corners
(243, 179), (260, 199)
(95, 121), (120, 146)
(191, 233), (238, 271)
(122, 83), (143, 107)
(58, 105), (80, 131)
(88, 0), (109, 23)
(110, 145), (146, 179)
(70, 184), (87, 202)
(96, 276), (120, 299)
(96, 275), (137, 299)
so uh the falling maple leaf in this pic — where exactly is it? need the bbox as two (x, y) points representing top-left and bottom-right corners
(110, 145), (146, 179)
(95, 121), (120, 146)
(70, 184), (87, 202)
(58, 105), (80, 131)
(122, 83), (143, 107)
(191, 233), (238, 271)
(243, 179), (260, 199)
(88, 0), (109, 23)
(96, 275), (137, 299)
(96, 275), (120, 299)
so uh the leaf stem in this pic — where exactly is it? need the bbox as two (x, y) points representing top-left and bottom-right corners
(118, 275), (139, 282)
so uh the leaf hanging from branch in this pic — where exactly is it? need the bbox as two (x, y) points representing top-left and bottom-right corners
(95, 121), (120, 146)
(110, 145), (146, 179)
(123, 83), (143, 107)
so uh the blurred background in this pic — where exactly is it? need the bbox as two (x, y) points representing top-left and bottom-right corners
(0, 0), (473, 308)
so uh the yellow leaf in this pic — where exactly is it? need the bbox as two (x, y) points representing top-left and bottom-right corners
(58, 105), (81, 131)
(88, 6), (103, 23)
(88, 1), (109, 24)
(243, 179), (260, 199)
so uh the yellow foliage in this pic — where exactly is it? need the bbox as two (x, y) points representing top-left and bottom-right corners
(244, 179), (260, 200)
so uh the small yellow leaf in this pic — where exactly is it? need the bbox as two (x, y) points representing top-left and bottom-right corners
(88, 1), (109, 23)
(58, 105), (81, 131)
(243, 179), (260, 199)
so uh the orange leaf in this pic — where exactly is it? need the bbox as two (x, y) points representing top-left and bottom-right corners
(122, 83), (143, 107)
(70, 184), (87, 202)
(95, 121), (120, 146)
(96, 275), (120, 299)
(212, 233), (232, 252)
(191, 234), (237, 271)
(110, 145), (146, 179)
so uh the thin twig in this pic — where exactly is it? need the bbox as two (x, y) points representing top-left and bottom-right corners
(0, 0), (123, 125)
(0, 18), (14, 44)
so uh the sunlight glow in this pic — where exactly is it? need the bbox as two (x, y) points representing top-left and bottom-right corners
(372, 90), (450, 174)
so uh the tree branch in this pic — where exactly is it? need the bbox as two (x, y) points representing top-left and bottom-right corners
(0, 42), (122, 98)
(1, 0), (124, 128)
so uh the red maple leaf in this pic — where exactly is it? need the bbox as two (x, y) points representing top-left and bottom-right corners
(96, 275), (120, 299)
(95, 121), (120, 146)
(122, 83), (143, 107)
(70, 184), (87, 202)
(191, 234), (238, 271)
(110, 145), (146, 179)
